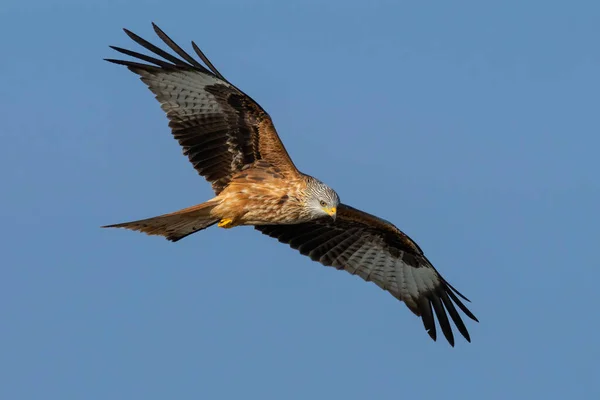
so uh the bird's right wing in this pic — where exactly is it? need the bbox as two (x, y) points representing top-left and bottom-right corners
(256, 204), (478, 346)
(106, 23), (299, 194)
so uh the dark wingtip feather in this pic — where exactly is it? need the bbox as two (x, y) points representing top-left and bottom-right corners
(104, 58), (161, 73)
(152, 23), (206, 69)
(191, 41), (226, 81)
(445, 288), (479, 323)
(122, 28), (138, 41)
(109, 46), (174, 68)
(442, 277), (472, 302)
(104, 58), (131, 66)
(121, 26), (188, 67)
(431, 295), (455, 346)
(418, 297), (437, 342)
(440, 290), (471, 342)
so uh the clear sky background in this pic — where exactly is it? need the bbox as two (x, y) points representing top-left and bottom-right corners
(2, 1), (599, 399)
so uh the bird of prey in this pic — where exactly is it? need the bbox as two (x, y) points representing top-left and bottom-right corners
(104, 23), (478, 346)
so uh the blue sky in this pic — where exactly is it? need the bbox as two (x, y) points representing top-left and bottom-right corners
(2, 0), (599, 398)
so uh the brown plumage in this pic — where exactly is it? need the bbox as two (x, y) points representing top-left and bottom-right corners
(103, 23), (478, 346)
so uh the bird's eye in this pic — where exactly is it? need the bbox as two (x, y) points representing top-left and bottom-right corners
(319, 200), (327, 207)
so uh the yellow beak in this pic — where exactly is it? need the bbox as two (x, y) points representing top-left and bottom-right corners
(325, 206), (337, 220)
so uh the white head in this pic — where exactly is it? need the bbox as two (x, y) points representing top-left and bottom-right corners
(304, 177), (340, 221)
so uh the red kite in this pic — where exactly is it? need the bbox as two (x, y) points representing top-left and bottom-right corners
(104, 24), (478, 346)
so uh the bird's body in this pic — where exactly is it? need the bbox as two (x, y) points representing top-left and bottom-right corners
(211, 161), (310, 227)
(104, 24), (479, 346)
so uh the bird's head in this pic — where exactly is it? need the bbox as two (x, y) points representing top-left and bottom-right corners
(305, 177), (340, 221)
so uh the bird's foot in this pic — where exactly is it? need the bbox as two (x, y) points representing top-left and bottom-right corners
(218, 218), (235, 229)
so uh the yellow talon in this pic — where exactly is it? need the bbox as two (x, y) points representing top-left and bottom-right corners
(218, 218), (234, 229)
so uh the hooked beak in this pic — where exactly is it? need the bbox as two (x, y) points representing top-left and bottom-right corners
(325, 206), (337, 221)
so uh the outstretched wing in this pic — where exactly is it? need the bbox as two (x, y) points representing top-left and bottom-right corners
(255, 204), (478, 346)
(106, 23), (298, 194)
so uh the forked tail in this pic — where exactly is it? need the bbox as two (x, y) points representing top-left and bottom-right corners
(103, 200), (220, 242)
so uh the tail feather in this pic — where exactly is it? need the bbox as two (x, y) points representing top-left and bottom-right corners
(103, 201), (220, 242)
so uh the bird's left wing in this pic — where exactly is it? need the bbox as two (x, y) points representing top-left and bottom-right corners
(255, 204), (478, 346)
(106, 23), (299, 194)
